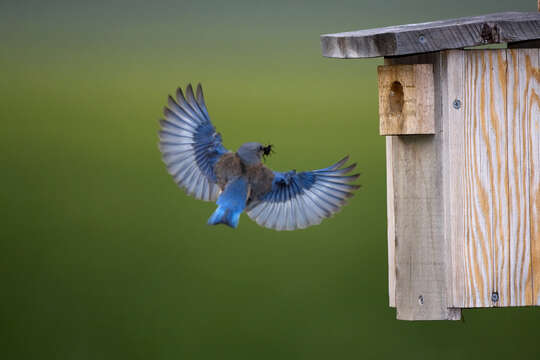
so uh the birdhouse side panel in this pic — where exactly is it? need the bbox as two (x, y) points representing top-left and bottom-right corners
(385, 53), (461, 320)
(507, 49), (534, 306)
(521, 50), (540, 306)
(451, 48), (540, 308)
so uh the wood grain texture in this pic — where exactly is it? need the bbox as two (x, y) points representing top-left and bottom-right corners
(378, 64), (435, 135)
(386, 137), (396, 308)
(463, 50), (494, 307)
(507, 49), (533, 306)
(386, 54), (460, 320)
(459, 49), (540, 307)
(462, 50), (510, 307)
(381, 48), (539, 315)
(524, 49), (540, 305)
(321, 12), (540, 59)
(391, 134), (456, 319)
(490, 50), (510, 307)
(441, 50), (466, 308)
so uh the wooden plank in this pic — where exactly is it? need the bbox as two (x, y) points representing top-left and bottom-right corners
(489, 50), (510, 307)
(386, 137), (396, 308)
(321, 12), (540, 59)
(525, 49), (540, 305)
(463, 50), (498, 307)
(391, 134), (455, 319)
(463, 50), (490, 307)
(386, 139), (396, 308)
(458, 48), (540, 308)
(386, 53), (460, 320)
(441, 50), (466, 308)
(506, 49), (533, 306)
(463, 50), (512, 307)
(378, 64), (435, 135)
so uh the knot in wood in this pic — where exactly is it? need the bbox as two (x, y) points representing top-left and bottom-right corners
(480, 23), (500, 44)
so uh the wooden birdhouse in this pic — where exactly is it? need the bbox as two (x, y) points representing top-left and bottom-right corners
(321, 11), (540, 320)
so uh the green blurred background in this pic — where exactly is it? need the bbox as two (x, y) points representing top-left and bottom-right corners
(1, 0), (539, 359)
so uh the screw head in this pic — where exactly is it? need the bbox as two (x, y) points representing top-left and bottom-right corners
(453, 99), (462, 109)
(418, 34), (427, 44)
(491, 292), (499, 303)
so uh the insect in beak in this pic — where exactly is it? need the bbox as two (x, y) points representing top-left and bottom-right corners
(262, 144), (274, 161)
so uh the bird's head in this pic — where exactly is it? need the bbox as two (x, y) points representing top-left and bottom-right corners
(237, 142), (274, 165)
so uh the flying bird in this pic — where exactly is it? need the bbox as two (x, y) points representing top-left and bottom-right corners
(158, 84), (360, 230)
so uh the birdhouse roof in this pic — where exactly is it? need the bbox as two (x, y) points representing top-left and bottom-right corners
(321, 12), (540, 59)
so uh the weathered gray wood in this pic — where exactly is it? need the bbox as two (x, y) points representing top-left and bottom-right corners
(440, 50), (466, 308)
(386, 53), (461, 321)
(321, 12), (540, 59)
(386, 137), (396, 308)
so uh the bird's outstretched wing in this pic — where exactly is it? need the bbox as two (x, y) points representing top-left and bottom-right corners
(246, 156), (360, 231)
(159, 84), (228, 202)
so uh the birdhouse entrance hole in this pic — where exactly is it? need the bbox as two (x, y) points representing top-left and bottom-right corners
(389, 81), (404, 114)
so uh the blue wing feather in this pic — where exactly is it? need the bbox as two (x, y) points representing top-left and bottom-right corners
(159, 84), (228, 202)
(246, 156), (360, 231)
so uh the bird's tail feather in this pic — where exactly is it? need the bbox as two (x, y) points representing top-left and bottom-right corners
(207, 207), (242, 228)
(207, 177), (248, 228)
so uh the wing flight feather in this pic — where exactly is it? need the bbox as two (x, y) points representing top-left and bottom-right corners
(246, 156), (360, 230)
(159, 84), (228, 202)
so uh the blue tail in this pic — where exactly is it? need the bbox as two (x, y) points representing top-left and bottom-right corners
(208, 177), (248, 228)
